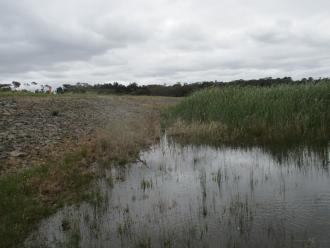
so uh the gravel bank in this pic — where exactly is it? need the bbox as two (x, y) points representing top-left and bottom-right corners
(0, 95), (178, 173)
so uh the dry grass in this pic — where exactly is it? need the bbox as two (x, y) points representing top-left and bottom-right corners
(94, 113), (160, 165)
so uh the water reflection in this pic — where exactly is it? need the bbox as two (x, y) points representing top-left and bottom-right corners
(25, 137), (330, 248)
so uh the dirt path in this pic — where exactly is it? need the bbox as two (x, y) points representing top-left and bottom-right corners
(0, 95), (179, 174)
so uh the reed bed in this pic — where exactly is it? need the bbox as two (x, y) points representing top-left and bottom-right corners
(163, 82), (330, 144)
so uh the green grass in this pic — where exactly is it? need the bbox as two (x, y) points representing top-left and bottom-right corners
(163, 82), (330, 144)
(0, 149), (94, 248)
(0, 166), (50, 248)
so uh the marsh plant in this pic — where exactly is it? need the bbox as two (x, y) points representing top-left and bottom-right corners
(141, 178), (153, 191)
(164, 82), (330, 144)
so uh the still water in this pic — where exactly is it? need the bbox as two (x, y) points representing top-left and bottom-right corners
(25, 136), (330, 248)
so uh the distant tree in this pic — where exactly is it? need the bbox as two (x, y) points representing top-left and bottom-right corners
(12, 81), (21, 88)
(56, 87), (64, 94)
(46, 77), (328, 97)
(127, 83), (138, 93)
(0, 84), (11, 91)
(62, 84), (72, 92)
(76, 82), (89, 87)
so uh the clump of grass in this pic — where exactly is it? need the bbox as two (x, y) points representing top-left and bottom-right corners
(136, 237), (152, 248)
(140, 178), (153, 191)
(51, 110), (59, 116)
(106, 175), (114, 188)
(163, 82), (330, 144)
(61, 218), (71, 231)
(85, 188), (105, 207)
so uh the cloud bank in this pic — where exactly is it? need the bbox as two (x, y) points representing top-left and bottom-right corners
(1, 0), (330, 85)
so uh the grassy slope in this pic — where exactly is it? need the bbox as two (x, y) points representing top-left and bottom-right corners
(164, 82), (330, 144)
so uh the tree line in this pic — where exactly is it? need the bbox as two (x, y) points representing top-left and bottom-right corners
(56, 77), (329, 96)
(1, 77), (329, 97)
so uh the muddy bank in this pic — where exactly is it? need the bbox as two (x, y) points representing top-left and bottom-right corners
(0, 95), (179, 173)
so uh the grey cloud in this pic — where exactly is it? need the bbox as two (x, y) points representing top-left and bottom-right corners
(250, 20), (330, 49)
(0, 0), (151, 74)
(1, 0), (330, 84)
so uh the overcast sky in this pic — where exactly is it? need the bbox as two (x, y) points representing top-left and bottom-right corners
(1, 0), (330, 85)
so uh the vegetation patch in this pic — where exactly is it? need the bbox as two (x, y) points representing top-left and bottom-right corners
(163, 82), (330, 145)
(0, 149), (93, 248)
(0, 111), (161, 248)
(94, 112), (160, 166)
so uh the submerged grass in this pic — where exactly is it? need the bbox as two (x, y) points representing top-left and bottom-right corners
(163, 82), (330, 144)
(0, 109), (161, 247)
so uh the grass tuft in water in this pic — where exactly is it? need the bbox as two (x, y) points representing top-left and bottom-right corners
(140, 178), (153, 191)
(136, 237), (152, 248)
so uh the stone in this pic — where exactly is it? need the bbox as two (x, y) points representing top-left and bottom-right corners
(9, 151), (26, 157)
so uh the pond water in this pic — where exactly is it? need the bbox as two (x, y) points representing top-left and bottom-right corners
(25, 136), (330, 248)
